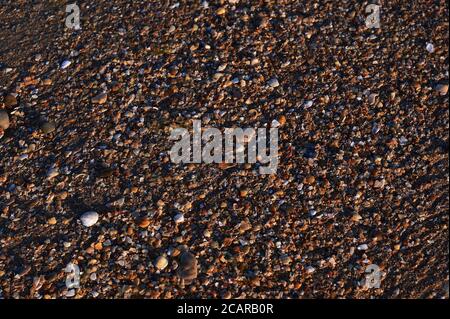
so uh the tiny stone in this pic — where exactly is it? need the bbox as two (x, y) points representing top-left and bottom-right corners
(240, 188), (249, 197)
(80, 211), (99, 227)
(222, 291), (232, 299)
(368, 93), (378, 105)
(138, 217), (151, 228)
(216, 7), (226, 15)
(0, 110), (9, 130)
(4, 94), (17, 107)
(174, 213), (185, 223)
(435, 83), (448, 95)
(267, 78), (280, 88)
(304, 100), (314, 108)
(92, 93), (108, 104)
(203, 229), (211, 238)
(304, 175), (316, 185)
(155, 256), (169, 270)
(357, 244), (369, 251)
(178, 251), (197, 282)
(305, 266), (316, 274)
(46, 167), (59, 180)
(41, 121), (56, 134)
(277, 115), (286, 126)
(60, 60), (72, 69)
(217, 63), (227, 72)
(280, 254), (291, 265)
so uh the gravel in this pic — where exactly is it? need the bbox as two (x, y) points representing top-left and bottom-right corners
(0, 0), (448, 299)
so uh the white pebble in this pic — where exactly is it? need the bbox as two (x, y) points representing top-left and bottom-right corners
(80, 211), (99, 227)
(426, 42), (435, 53)
(304, 100), (314, 108)
(357, 244), (369, 251)
(60, 60), (72, 69)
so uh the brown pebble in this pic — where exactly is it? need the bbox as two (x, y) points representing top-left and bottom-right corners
(304, 176), (316, 184)
(138, 217), (150, 228)
(216, 7), (226, 15)
(178, 251), (197, 282)
(351, 213), (362, 222)
(0, 110), (9, 130)
(240, 188), (250, 197)
(155, 256), (169, 270)
(41, 121), (56, 134)
(4, 94), (17, 107)
(92, 92), (108, 104)
(278, 115), (286, 126)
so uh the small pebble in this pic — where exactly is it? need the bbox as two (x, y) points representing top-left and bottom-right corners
(305, 266), (316, 274)
(80, 211), (99, 227)
(40, 121), (56, 134)
(92, 93), (108, 104)
(4, 94), (17, 107)
(304, 100), (314, 108)
(174, 213), (185, 223)
(216, 7), (226, 15)
(46, 167), (59, 180)
(351, 213), (362, 222)
(0, 111), (9, 130)
(240, 188), (249, 197)
(138, 217), (150, 228)
(267, 78), (280, 88)
(357, 244), (369, 251)
(60, 60), (72, 69)
(178, 251), (197, 282)
(435, 83), (448, 95)
(155, 256), (169, 270)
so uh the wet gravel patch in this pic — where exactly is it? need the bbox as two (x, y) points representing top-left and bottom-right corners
(0, 0), (448, 299)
